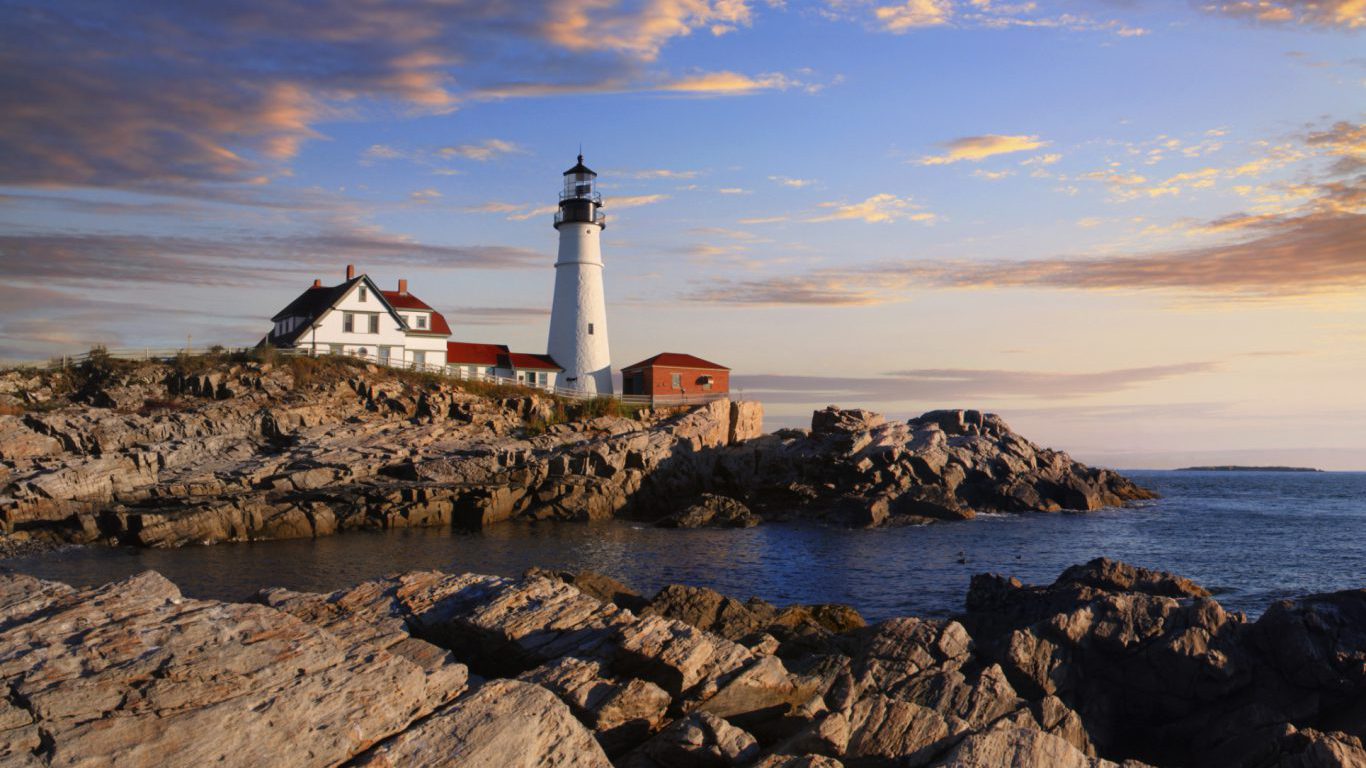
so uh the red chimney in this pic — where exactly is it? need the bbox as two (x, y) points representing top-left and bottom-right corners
(345, 264), (356, 280)
(398, 279), (408, 295)
(312, 279), (322, 288)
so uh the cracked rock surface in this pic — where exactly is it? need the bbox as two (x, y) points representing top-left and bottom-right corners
(0, 558), (1359, 767)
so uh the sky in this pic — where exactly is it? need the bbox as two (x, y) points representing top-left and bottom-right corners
(1, 0), (1363, 468)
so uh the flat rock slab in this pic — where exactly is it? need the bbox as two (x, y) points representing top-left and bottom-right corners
(0, 571), (461, 768)
(350, 679), (612, 768)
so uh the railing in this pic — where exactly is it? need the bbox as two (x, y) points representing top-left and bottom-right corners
(553, 207), (607, 228)
(36, 346), (731, 407)
(559, 190), (602, 204)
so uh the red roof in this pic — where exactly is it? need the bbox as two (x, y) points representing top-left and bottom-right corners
(506, 352), (562, 371)
(423, 310), (452, 336)
(446, 342), (508, 366)
(382, 291), (451, 335)
(381, 291), (432, 311)
(621, 352), (729, 371)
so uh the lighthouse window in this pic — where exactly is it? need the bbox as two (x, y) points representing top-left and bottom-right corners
(587, 323), (594, 335)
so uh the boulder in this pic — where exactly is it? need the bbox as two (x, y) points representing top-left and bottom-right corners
(660, 494), (761, 529)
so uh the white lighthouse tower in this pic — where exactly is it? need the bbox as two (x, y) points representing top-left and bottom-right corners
(547, 155), (613, 395)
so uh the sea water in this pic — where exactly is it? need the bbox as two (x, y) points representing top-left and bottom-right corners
(4, 470), (1363, 621)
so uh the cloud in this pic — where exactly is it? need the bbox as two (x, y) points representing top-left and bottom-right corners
(810, 193), (938, 223)
(857, 0), (1149, 36)
(1200, 1), (1365, 29)
(686, 274), (889, 305)
(972, 169), (1015, 181)
(617, 169), (703, 180)
(660, 71), (807, 94)
(445, 306), (551, 326)
(541, 0), (756, 60)
(409, 188), (442, 202)
(611, 194), (671, 208)
(918, 134), (1048, 165)
(438, 140), (525, 162)
(769, 176), (817, 188)
(685, 170), (1366, 305)
(734, 362), (1218, 404)
(0, 2), (806, 193)
(1021, 153), (1063, 166)
(874, 0), (954, 31)
(1306, 120), (1366, 174)
(0, 227), (545, 287)
(471, 69), (825, 101)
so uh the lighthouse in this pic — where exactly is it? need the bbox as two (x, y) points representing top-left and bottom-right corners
(547, 155), (613, 395)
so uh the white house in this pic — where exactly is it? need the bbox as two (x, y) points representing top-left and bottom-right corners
(265, 265), (450, 369)
(264, 265), (563, 388)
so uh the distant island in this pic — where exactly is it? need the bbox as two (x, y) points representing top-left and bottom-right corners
(1176, 465), (1323, 473)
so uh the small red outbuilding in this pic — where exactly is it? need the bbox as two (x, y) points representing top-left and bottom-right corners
(620, 353), (729, 399)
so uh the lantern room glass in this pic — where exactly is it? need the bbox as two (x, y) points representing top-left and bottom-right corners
(563, 170), (595, 199)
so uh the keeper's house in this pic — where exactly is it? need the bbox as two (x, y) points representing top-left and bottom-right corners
(446, 342), (563, 389)
(621, 353), (729, 399)
(265, 265), (451, 369)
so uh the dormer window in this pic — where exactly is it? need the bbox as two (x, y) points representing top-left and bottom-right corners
(417, 315), (427, 330)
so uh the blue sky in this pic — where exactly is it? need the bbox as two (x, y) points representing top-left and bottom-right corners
(1, 0), (1363, 467)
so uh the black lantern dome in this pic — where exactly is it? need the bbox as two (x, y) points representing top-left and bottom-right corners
(555, 154), (606, 229)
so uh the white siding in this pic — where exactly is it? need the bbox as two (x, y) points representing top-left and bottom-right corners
(299, 279), (408, 360)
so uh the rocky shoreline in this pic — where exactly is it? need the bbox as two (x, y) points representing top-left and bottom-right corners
(0, 558), (1360, 767)
(0, 355), (1152, 551)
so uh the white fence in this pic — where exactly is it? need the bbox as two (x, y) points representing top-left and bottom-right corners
(41, 346), (729, 407)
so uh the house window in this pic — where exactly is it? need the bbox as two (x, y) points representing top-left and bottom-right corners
(702, 380), (713, 391)
(485, 366), (496, 378)
(359, 287), (367, 302)
(329, 344), (343, 355)
(413, 350), (426, 367)
(343, 313), (354, 333)
(416, 315), (428, 329)
(587, 323), (594, 335)
(538, 372), (548, 386)
(671, 373), (682, 389)
(368, 314), (379, 333)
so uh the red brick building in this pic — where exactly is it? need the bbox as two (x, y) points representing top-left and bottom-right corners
(621, 353), (729, 399)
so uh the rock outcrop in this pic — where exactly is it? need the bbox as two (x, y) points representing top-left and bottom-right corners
(0, 560), (1359, 767)
(0, 357), (1151, 551)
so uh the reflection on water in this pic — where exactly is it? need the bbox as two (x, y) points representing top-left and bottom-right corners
(4, 471), (1364, 620)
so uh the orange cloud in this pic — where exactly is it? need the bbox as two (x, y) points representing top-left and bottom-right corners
(810, 193), (937, 223)
(1202, 1), (1365, 29)
(918, 134), (1049, 165)
(874, 0), (954, 31)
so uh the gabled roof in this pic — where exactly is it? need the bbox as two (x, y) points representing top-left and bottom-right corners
(506, 352), (562, 371)
(621, 353), (729, 372)
(271, 278), (358, 323)
(446, 341), (509, 366)
(382, 290), (453, 336)
(268, 274), (418, 347)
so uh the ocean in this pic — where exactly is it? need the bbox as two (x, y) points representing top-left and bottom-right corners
(4, 470), (1363, 621)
